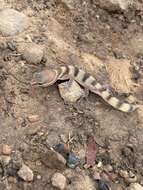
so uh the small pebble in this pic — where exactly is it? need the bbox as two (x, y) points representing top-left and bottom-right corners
(27, 115), (40, 123)
(2, 144), (12, 155)
(18, 164), (34, 182)
(97, 161), (103, 168)
(0, 9), (29, 36)
(51, 172), (66, 190)
(22, 43), (44, 64)
(37, 174), (42, 180)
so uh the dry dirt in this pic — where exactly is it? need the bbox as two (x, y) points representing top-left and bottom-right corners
(0, 0), (143, 190)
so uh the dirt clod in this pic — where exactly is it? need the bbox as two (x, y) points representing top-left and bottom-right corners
(106, 57), (134, 93)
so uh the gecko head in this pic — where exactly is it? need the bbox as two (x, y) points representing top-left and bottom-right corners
(31, 69), (58, 87)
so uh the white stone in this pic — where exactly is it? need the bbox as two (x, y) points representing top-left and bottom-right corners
(18, 164), (34, 182)
(58, 80), (85, 103)
(0, 9), (29, 36)
(51, 172), (66, 190)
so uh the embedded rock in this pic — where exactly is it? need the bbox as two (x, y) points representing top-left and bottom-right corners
(0, 9), (29, 36)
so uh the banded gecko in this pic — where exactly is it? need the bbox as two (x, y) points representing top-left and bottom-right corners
(31, 65), (138, 113)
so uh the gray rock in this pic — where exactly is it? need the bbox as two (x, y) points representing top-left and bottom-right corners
(22, 43), (44, 64)
(127, 183), (143, 190)
(95, 0), (134, 12)
(0, 9), (29, 36)
(18, 164), (34, 182)
(51, 172), (67, 190)
(40, 149), (66, 170)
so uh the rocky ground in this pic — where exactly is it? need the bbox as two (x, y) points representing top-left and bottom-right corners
(0, 0), (143, 190)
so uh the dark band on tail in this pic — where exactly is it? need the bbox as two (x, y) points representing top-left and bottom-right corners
(82, 72), (91, 83)
(105, 93), (112, 101)
(74, 67), (79, 77)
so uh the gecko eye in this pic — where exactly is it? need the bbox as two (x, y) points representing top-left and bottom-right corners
(33, 73), (43, 83)
(32, 72), (46, 85)
(34, 73), (43, 82)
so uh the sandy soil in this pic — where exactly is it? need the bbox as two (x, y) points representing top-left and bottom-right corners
(0, 0), (143, 189)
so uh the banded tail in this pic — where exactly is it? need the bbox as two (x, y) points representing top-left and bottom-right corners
(58, 65), (138, 113)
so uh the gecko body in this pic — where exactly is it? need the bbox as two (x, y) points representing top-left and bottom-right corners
(32, 65), (138, 113)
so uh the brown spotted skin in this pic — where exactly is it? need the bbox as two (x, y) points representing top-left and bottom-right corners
(32, 65), (138, 113)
